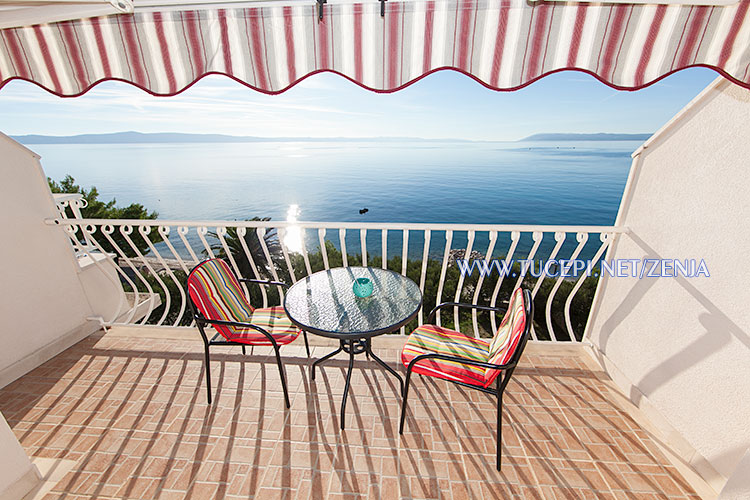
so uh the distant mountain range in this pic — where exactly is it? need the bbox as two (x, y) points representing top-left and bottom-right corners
(12, 131), (476, 145)
(10, 131), (652, 145)
(521, 133), (651, 141)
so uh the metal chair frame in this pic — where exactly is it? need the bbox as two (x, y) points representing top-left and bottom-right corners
(399, 289), (534, 470)
(187, 263), (310, 407)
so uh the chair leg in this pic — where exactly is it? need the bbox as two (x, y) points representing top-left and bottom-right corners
(496, 376), (503, 471)
(303, 330), (310, 358)
(399, 367), (413, 435)
(241, 345), (246, 356)
(273, 346), (291, 409)
(203, 343), (212, 405)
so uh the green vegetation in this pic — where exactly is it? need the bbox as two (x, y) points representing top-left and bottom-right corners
(48, 174), (160, 257)
(207, 217), (283, 278)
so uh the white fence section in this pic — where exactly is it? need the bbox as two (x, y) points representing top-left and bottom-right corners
(47, 217), (626, 342)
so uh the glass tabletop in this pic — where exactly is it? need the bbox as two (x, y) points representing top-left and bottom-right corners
(283, 267), (423, 338)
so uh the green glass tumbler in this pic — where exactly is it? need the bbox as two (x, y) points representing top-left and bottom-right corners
(352, 277), (373, 298)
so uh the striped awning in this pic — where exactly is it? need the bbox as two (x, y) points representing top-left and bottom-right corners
(1, 0), (749, 97)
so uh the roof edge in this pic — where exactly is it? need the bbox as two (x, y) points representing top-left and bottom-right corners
(632, 76), (730, 158)
(0, 132), (42, 160)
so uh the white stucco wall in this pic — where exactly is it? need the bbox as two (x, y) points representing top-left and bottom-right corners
(0, 133), (120, 387)
(586, 79), (750, 495)
(0, 134), (133, 497)
(0, 412), (41, 499)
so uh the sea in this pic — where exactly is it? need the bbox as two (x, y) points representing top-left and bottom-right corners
(32, 139), (640, 261)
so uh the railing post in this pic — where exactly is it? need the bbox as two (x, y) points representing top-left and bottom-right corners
(44, 218), (625, 342)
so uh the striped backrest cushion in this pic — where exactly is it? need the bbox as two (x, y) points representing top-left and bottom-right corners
(485, 288), (527, 378)
(187, 259), (254, 338)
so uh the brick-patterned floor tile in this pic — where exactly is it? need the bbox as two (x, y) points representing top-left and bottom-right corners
(0, 332), (701, 499)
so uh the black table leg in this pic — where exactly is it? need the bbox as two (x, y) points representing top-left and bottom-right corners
(340, 340), (355, 430)
(366, 340), (405, 396)
(311, 337), (405, 430)
(311, 341), (343, 380)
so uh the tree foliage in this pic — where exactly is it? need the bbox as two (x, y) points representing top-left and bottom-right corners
(206, 217), (283, 279)
(49, 175), (160, 257)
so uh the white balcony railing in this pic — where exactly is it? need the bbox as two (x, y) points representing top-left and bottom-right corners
(53, 193), (91, 256)
(48, 216), (626, 342)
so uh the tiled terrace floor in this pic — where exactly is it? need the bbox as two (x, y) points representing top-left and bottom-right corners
(0, 330), (701, 499)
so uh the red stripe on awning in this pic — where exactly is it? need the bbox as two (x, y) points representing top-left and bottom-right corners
(567, 5), (587, 68)
(598, 5), (632, 82)
(317, 7), (330, 69)
(1, 0), (748, 97)
(283, 6), (296, 82)
(489, 2), (509, 88)
(719, 0), (750, 67)
(353, 3), (363, 82)
(152, 12), (177, 94)
(248, 8), (270, 88)
(182, 10), (206, 76)
(633, 5), (667, 88)
(117, 14), (149, 87)
(218, 10), (234, 78)
(32, 26), (62, 92)
(456, 0), (476, 71)
(522, 2), (553, 82)
(422, 1), (435, 75)
(2, 29), (33, 80)
(88, 17), (112, 77)
(673, 7), (711, 69)
(58, 22), (89, 90)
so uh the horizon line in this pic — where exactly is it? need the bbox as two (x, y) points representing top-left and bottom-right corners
(11, 130), (654, 144)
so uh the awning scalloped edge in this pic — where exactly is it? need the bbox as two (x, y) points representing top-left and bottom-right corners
(1, 0), (748, 97)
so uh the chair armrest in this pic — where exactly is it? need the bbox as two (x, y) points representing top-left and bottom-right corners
(196, 317), (257, 328)
(238, 278), (289, 288)
(426, 302), (507, 323)
(405, 352), (520, 394)
(194, 316), (278, 347)
(406, 351), (517, 374)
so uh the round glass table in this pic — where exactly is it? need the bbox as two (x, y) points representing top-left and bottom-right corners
(283, 266), (422, 429)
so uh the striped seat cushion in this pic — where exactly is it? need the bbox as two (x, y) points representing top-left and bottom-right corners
(401, 325), (491, 386)
(235, 306), (299, 345)
(402, 287), (528, 388)
(187, 259), (299, 345)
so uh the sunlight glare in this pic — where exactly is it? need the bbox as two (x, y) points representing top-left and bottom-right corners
(284, 204), (304, 253)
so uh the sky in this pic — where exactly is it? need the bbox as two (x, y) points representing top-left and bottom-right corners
(0, 67), (719, 141)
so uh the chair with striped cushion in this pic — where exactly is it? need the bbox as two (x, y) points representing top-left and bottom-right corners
(399, 287), (533, 470)
(187, 258), (309, 407)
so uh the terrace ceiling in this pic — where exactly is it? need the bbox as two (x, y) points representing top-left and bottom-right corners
(0, 0), (748, 97)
